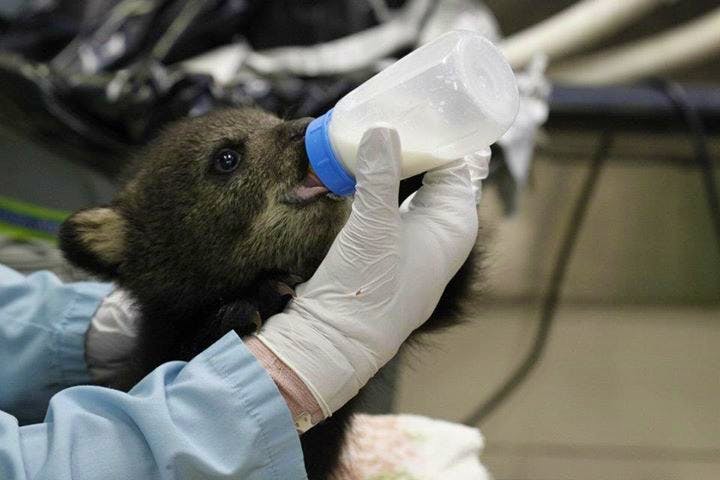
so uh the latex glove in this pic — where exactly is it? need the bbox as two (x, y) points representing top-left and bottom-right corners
(256, 127), (478, 417)
(465, 147), (491, 204)
(401, 147), (490, 210)
(85, 289), (140, 384)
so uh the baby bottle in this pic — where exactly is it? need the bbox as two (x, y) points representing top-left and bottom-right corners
(304, 30), (519, 196)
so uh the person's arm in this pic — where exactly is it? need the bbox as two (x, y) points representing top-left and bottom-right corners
(0, 264), (111, 423)
(0, 329), (306, 480)
(0, 265), (306, 479)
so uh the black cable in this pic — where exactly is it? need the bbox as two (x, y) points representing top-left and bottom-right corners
(464, 131), (613, 426)
(464, 80), (720, 425)
(654, 80), (720, 259)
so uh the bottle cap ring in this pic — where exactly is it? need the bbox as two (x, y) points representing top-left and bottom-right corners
(304, 109), (356, 196)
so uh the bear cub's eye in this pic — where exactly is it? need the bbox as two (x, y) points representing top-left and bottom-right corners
(212, 148), (241, 174)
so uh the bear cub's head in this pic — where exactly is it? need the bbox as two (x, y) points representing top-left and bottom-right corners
(60, 108), (350, 310)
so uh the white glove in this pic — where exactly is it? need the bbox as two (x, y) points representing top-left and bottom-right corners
(85, 288), (140, 384)
(465, 147), (491, 203)
(256, 127), (479, 417)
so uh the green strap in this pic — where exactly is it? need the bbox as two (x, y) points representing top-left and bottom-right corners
(0, 195), (71, 242)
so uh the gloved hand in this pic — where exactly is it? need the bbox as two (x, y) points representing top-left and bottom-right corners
(85, 288), (140, 384)
(256, 126), (479, 417)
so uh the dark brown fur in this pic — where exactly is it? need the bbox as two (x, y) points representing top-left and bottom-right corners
(59, 107), (478, 479)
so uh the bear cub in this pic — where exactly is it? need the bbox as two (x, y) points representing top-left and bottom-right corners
(60, 107), (478, 479)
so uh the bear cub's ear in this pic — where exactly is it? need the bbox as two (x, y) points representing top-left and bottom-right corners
(59, 207), (127, 279)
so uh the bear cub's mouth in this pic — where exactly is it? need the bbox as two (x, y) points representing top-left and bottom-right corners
(280, 125), (345, 206)
(281, 137), (342, 205)
(282, 169), (344, 205)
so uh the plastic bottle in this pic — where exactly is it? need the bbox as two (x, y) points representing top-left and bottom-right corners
(304, 30), (519, 196)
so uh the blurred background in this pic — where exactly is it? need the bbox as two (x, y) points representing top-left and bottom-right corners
(1, 1), (719, 479)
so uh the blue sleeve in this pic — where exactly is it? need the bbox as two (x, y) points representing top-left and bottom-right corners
(0, 266), (308, 480)
(0, 264), (112, 423)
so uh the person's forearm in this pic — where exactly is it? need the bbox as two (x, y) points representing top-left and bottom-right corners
(1, 332), (307, 480)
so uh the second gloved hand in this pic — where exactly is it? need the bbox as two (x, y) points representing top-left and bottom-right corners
(256, 127), (479, 417)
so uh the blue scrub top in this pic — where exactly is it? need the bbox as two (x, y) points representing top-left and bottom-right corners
(0, 264), (307, 479)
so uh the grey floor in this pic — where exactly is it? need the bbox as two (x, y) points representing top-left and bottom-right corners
(396, 305), (720, 480)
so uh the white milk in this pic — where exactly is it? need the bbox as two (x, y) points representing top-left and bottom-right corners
(304, 30), (519, 195)
(330, 131), (446, 179)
